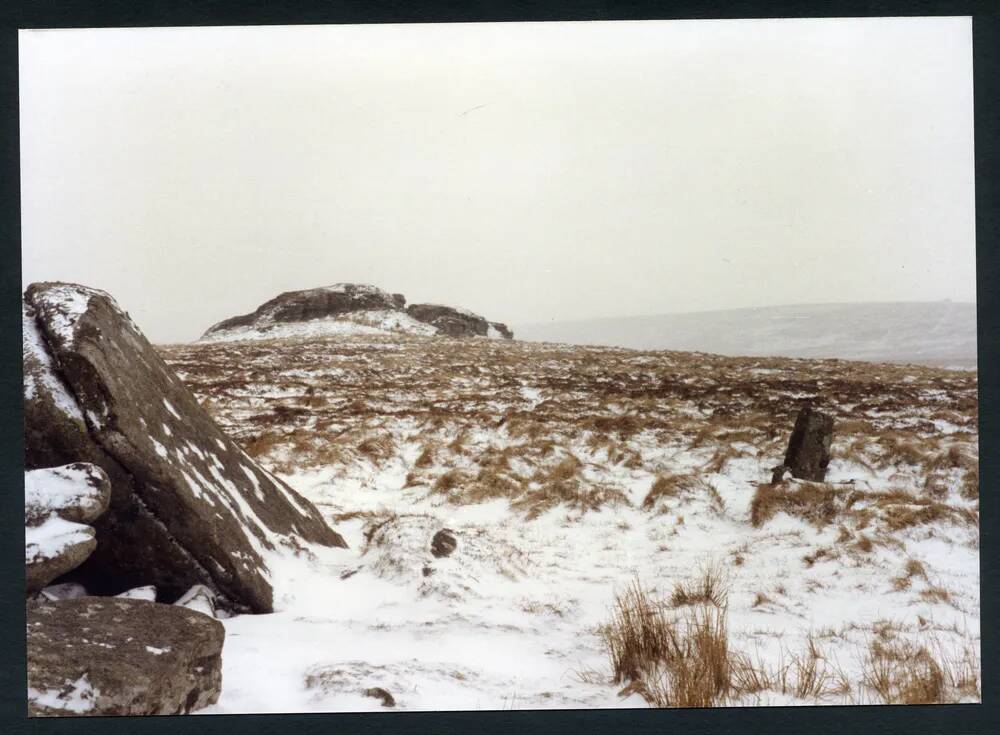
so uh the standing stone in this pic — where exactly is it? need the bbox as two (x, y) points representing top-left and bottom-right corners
(27, 597), (224, 716)
(780, 406), (834, 482)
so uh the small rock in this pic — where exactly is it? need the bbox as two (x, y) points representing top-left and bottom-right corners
(363, 687), (396, 708)
(24, 464), (111, 526)
(25, 516), (96, 595)
(781, 406), (834, 482)
(421, 565), (435, 577)
(430, 529), (458, 558)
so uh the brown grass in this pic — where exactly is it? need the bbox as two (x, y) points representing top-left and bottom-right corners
(750, 482), (843, 528)
(670, 561), (729, 609)
(862, 639), (951, 704)
(600, 577), (732, 708)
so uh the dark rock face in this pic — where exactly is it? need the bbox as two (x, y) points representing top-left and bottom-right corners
(430, 528), (458, 558)
(780, 406), (834, 482)
(23, 282), (346, 613)
(27, 597), (224, 716)
(203, 283), (406, 337)
(407, 304), (490, 338)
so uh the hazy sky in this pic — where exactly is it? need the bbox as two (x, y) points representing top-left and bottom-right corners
(20, 18), (975, 343)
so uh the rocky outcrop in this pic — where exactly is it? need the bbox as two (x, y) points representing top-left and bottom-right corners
(27, 597), (224, 716)
(203, 283), (406, 337)
(776, 406), (834, 482)
(406, 304), (490, 338)
(25, 464), (111, 594)
(23, 282), (346, 613)
(200, 283), (514, 341)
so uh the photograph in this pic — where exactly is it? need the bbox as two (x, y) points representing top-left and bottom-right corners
(19, 16), (979, 715)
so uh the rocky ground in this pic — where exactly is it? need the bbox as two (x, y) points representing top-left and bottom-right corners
(157, 331), (980, 711)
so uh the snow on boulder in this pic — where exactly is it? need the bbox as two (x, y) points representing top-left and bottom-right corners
(25, 463), (111, 594)
(23, 282), (346, 613)
(25, 463), (111, 526)
(25, 515), (96, 595)
(27, 596), (224, 716)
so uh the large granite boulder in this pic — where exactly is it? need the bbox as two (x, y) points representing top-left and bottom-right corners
(406, 303), (491, 338)
(778, 406), (834, 482)
(27, 597), (224, 716)
(25, 464), (111, 594)
(24, 282), (346, 613)
(203, 283), (406, 337)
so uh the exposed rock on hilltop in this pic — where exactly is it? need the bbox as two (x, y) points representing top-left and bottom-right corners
(23, 282), (346, 613)
(406, 303), (513, 340)
(200, 283), (514, 342)
(205, 283), (406, 335)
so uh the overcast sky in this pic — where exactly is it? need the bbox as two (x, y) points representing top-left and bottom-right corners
(20, 18), (975, 343)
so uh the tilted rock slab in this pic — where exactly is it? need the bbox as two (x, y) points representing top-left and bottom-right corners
(27, 597), (224, 716)
(24, 282), (346, 612)
(25, 464), (111, 594)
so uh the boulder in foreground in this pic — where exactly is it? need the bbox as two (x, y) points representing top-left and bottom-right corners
(27, 596), (223, 716)
(24, 282), (346, 613)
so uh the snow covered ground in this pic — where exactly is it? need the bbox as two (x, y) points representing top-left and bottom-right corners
(160, 333), (980, 712)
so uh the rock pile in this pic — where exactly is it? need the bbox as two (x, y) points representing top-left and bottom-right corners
(24, 282), (346, 613)
(200, 283), (515, 340)
(25, 464), (111, 595)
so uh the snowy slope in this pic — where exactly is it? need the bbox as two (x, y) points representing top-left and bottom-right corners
(515, 302), (977, 368)
(160, 334), (980, 713)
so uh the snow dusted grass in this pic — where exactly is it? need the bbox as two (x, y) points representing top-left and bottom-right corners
(159, 334), (980, 711)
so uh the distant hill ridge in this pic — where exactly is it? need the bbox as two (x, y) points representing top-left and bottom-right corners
(514, 302), (976, 368)
(201, 283), (514, 343)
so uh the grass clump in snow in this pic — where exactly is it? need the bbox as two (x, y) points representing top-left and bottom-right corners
(669, 561), (729, 609)
(749, 482), (844, 528)
(601, 576), (732, 708)
(861, 638), (980, 704)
